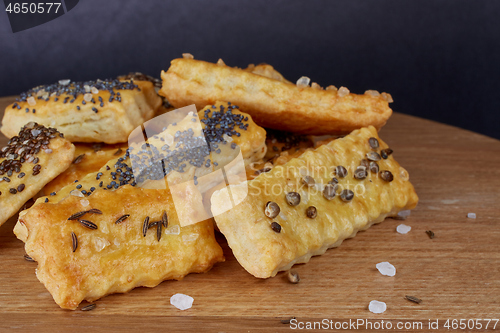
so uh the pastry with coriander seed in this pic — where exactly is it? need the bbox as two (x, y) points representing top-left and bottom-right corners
(211, 126), (418, 278)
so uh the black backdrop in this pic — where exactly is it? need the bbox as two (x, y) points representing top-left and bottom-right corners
(1, 0), (499, 139)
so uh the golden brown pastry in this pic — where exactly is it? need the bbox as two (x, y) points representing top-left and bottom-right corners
(160, 58), (393, 135)
(14, 185), (224, 309)
(0, 122), (74, 227)
(244, 63), (292, 84)
(211, 126), (418, 278)
(42, 143), (127, 195)
(36, 101), (266, 206)
(1, 79), (162, 143)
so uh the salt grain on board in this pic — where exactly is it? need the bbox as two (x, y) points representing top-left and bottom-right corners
(397, 210), (411, 219)
(396, 224), (411, 234)
(376, 262), (396, 277)
(467, 213), (476, 219)
(369, 300), (387, 314)
(170, 293), (194, 310)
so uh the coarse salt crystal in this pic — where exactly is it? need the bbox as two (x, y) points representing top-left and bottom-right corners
(91, 87), (99, 94)
(381, 92), (393, 103)
(182, 53), (194, 59)
(58, 79), (71, 86)
(338, 86), (350, 97)
(83, 93), (93, 102)
(164, 134), (174, 146)
(93, 237), (110, 252)
(311, 82), (322, 90)
(397, 210), (411, 219)
(182, 234), (199, 243)
(31, 129), (41, 137)
(467, 213), (476, 219)
(396, 224), (411, 234)
(170, 293), (193, 311)
(70, 190), (84, 197)
(44, 149), (53, 154)
(223, 133), (233, 142)
(325, 85), (337, 92)
(296, 76), (310, 88)
(369, 300), (387, 314)
(27, 96), (36, 106)
(365, 90), (380, 97)
(84, 85), (91, 93)
(217, 58), (225, 66)
(376, 261), (396, 277)
(80, 199), (89, 207)
(165, 225), (180, 235)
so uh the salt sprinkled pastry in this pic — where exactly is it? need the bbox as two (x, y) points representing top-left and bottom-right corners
(0, 122), (74, 227)
(14, 185), (224, 309)
(1, 78), (162, 143)
(34, 101), (266, 205)
(42, 143), (127, 195)
(211, 126), (418, 278)
(160, 57), (393, 135)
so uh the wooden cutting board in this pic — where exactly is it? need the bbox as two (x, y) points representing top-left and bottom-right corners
(0, 95), (499, 332)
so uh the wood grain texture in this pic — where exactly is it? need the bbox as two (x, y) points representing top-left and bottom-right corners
(0, 95), (499, 332)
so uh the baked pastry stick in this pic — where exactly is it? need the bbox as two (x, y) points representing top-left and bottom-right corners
(35, 101), (266, 205)
(160, 58), (393, 135)
(211, 126), (418, 278)
(43, 143), (127, 195)
(14, 185), (224, 309)
(2, 79), (162, 143)
(0, 122), (74, 227)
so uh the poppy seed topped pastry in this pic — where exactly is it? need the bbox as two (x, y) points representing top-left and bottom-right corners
(0, 122), (74, 227)
(34, 101), (266, 206)
(1, 79), (162, 143)
(211, 126), (418, 278)
(160, 58), (393, 135)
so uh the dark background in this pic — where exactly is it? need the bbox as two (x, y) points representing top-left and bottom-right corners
(1, 0), (499, 139)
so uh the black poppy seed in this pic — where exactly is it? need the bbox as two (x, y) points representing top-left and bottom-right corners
(3, 177), (10, 182)
(17, 184), (25, 192)
(81, 190), (87, 194)
(9, 188), (17, 194)
(76, 184), (82, 189)
(50, 192), (56, 196)
(90, 187), (95, 192)
(82, 101), (86, 105)
(99, 181), (103, 187)
(44, 198), (48, 203)
(25, 108), (29, 113)
(32, 109), (36, 113)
